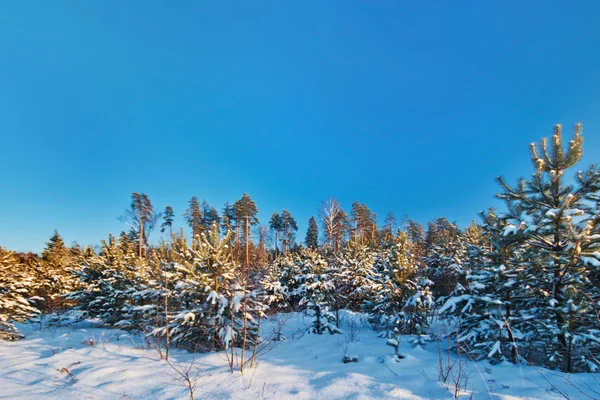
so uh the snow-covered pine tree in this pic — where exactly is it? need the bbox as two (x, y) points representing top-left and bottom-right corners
(305, 216), (319, 250)
(494, 124), (600, 372)
(278, 252), (303, 310)
(68, 233), (149, 329)
(165, 225), (232, 350)
(296, 249), (341, 334)
(363, 232), (427, 342)
(334, 239), (378, 311)
(399, 277), (434, 347)
(158, 223), (264, 355)
(261, 255), (291, 310)
(223, 282), (266, 357)
(424, 219), (466, 298)
(32, 230), (79, 313)
(0, 247), (39, 340)
(439, 212), (523, 364)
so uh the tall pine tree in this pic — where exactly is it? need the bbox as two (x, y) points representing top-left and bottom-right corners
(305, 216), (319, 249)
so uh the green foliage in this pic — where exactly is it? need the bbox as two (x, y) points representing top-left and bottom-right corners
(33, 230), (79, 313)
(297, 249), (341, 335)
(184, 196), (203, 237)
(160, 205), (175, 234)
(0, 247), (39, 340)
(305, 216), (319, 249)
(440, 124), (600, 372)
(119, 193), (157, 257)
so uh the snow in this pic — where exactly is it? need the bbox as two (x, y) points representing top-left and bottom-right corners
(580, 256), (600, 267)
(487, 340), (502, 358)
(1, 312), (598, 399)
(502, 225), (519, 236)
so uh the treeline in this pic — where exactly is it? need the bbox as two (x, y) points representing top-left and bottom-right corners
(113, 192), (423, 267)
(1, 124), (599, 374)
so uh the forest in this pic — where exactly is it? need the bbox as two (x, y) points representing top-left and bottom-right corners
(1, 123), (599, 388)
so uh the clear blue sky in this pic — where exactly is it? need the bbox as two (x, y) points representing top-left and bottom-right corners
(1, 1), (600, 253)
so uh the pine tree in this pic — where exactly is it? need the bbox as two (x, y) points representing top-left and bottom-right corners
(358, 231), (433, 355)
(221, 202), (237, 233)
(423, 218), (465, 297)
(406, 219), (426, 269)
(164, 224), (264, 354)
(297, 249), (341, 334)
(119, 193), (157, 258)
(279, 210), (298, 253)
(0, 247), (39, 340)
(221, 202), (238, 257)
(200, 201), (220, 234)
(400, 277), (434, 347)
(269, 212), (282, 256)
(439, 213), (513, 363)
(41, 230), (70, 264)
(334, 239), (378, 311)
(68, 233), (147, 329)
(34, 230), (78, 313)
(380, 211), (397, 246)
(233, 193), (259, 268)
(350, 201), (378, 246)
(493, 124), (600, 372)
(184, 196), (203, 238)
(262, 256), (291, 310)
(305, 216), (319, 249)
(253, 225), (270, 268)
(161, 206), (175, 236)
(278, 253), (303, 309)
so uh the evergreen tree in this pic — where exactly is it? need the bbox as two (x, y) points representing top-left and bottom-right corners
(160, 206), (175, 236)
(440, 124), (600, 372)
(269, 212), (282, 255)
(400, 277), (434, 347)
(350, 201), (378, 246)
(0, 247), (39, 340)
(200, 200), (220, 234)
(253, 225), (270, 268)
(406, 219), (426, 269)
(305, 216), (319, 249)
(296, 249), (341, 334)
(221, 202), (237, 233)
(380, 211), (397, 246)
(262, 256), (291, 310)
(166, 224), (264, 353)
(279, 253), (304, 309)
(41, 230), (70, 264)
(34, 230), (78, 312)
(493, 124), (600, 372)
(363, 232), (423, 337)
(184, 196), (203, 238)
(423, 218), (465, 297)
(67, 233), (147, 329)
(119, 193), (157, 258)
(233, 193), (259, 268)
(440, 209), (523, 364)
(334, 239), (378, 311)
(279, 210), (298, 253)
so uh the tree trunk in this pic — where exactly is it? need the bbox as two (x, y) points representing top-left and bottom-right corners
(245, 215), (250, 269)
(139, 216), (144, 258)
(164, 268), (170, 361)
(235, 226), (241, 263)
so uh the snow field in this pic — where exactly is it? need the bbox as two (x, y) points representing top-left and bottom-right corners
(0, 312), (598, 400)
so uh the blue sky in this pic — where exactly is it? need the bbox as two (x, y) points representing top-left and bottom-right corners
(1, 1), (600, 252)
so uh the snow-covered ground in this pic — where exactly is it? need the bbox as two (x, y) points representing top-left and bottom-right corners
(1, 312), (598, 400)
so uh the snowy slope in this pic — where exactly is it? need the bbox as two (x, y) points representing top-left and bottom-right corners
(0, 312), (597, 400)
